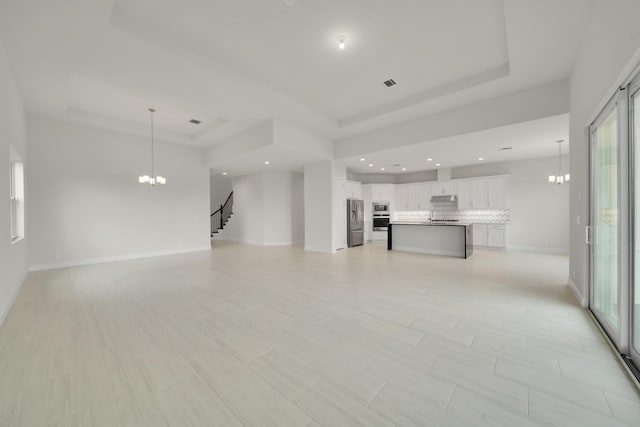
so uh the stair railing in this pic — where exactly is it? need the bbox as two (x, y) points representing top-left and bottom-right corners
(211, 191), (233, 236)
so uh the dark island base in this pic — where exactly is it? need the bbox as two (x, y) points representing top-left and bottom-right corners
(387, 223), (473, 259)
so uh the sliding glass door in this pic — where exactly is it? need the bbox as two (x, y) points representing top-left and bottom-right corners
(631, 80), (640, 367)
(590, 97), (622, 343)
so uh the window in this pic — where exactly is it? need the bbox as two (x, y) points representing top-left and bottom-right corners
(9, 146), (24, 243)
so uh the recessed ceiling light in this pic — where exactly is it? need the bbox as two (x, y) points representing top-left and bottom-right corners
(436, 163), (441, 166)
(427, 158), (433, 162)
(360, 158), (365, 161)
(380, 168), (385, 171)
(402, 168), (407, 171)
(368, 164), (373, 167)
(264, 161), (270, 165)
(338, 36), (346, 50)
(478, 157), (484, 161)
(222, 172), (227, 175)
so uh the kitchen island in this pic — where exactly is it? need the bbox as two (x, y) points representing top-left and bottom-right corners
(387, 222), (473, 259)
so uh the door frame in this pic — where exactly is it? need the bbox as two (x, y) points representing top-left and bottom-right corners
(629, 76), (640, 366)
(589, 88), (630, 351)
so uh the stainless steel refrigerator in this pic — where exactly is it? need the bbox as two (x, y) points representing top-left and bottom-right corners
(347, 199), (364, 247)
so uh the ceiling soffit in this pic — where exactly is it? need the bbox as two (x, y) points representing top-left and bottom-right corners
(67, 74), (228, 143)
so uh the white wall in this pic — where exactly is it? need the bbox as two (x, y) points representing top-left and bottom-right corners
(224, 171), (304, 246)
(346, 170), (438, 184)
(569, 0), (640, 305)
(346, 172), (396, 184)
(291, 172), (305, 243)
(453, 156), (570, 254)
(304, 160), (335, 253)
(210, 172), (232, 213)
(28, 116), (211, 269)
(224, 174), (264, 245)
(0, 37), (28, 324)
(263, 172), (293, 245)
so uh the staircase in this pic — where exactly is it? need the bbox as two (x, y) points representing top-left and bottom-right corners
(211, 191), (233, 238)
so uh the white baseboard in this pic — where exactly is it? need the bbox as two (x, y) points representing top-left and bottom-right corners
(0, 268), (28, 327)
(221, 236), (299, 246)
(29, 245), (212, 271)
(262, 241), (297, 246)
(304, 245), (335, 254)
(508, 246), (569, 255)
(568, 277), (588, 307)
(220, 236), (260, 245)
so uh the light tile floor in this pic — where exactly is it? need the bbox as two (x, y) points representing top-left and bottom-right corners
(1, 241), (639, 426)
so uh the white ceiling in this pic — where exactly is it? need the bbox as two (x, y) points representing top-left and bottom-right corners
(0, 0), (593, 171)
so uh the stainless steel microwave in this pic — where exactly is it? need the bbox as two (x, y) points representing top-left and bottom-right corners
(373, 202), (389, 213)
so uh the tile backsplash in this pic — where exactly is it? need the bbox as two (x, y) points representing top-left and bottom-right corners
(394, 203), (510, 224)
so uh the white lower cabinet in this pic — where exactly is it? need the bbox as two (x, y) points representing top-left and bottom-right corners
(487, 225), (507, 248)
(472, 224), (488, 246)
(473, 224), (506, 248)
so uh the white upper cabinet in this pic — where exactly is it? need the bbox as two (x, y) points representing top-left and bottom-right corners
(393, 183), (431, 211)
(457, 180), (473, 210)
(369, 176), (505, 215)
(431, 181), (457, 196)
(455, 177), (503, 210)
(487, 177), (507, 209)
(346, 181), (363, 199)
(372, 184), (394, 203)
(410, 182), (432, 210)
(472, 179), (489, 209)
(395, 185), (410, 211)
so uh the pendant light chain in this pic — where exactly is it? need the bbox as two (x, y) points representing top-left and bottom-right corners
(150, 108), (155, 179)
(138, 107), (166, 185)
(548, 139), (569, 185)
(558, 140), (561, 179)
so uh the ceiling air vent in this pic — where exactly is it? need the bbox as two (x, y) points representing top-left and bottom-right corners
(189, 119), (202, 125)
(382, 79), (397, 88)
(498, 146), (513, 151)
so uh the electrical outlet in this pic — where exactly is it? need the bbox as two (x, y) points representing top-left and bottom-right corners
(572, 271), (576, 279)
(577, 215), (581, 225)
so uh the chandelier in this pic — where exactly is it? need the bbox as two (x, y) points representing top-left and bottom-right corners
(138, 108), (166, 185)
(548, 139), (569, 185)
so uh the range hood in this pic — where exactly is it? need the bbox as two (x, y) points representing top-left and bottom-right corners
(431, 194), (458, 203)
